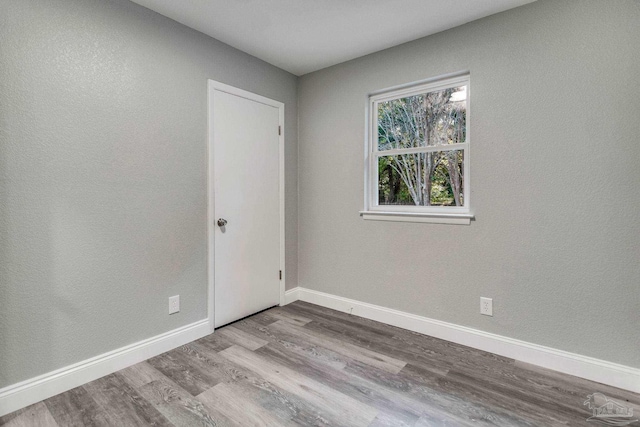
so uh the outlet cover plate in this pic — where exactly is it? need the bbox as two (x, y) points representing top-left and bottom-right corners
(169, 295), (180, 315)
(480, 297), (493, 316)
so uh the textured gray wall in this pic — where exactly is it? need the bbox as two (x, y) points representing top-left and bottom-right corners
(298, 0), (640, 368)
(0, 0), (297, 387)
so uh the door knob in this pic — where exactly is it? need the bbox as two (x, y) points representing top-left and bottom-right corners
(217, 218), (227, 227)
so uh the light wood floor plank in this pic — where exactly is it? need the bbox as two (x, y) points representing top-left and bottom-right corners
(255, 343), (422, 426)
(268, 319), (407, 374)
(119, 362), (166, 389)
(0, 402), (59, 427)
(136, 378), (227, 427)
(233, 316), (348, 370)
(197, 382), (291, 427)
(120, 360), (231, 427)
(264, 307), (313, 326)
(146, 346), (229, 396)
(187, 340), (343, 426)
(219, 345), (380, 426)
(82, 373), (172, 426)
(215, 325), (268, 351)
(44, 386), (110, 427)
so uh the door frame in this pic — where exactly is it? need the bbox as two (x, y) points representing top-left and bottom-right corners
(207, 79), (285, 333)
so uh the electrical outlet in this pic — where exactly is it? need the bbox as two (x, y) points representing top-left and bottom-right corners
(169, 295), (180, 315)
(480, 297), (493, 316)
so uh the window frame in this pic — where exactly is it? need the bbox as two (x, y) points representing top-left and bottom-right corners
(362, 74), (473, 224)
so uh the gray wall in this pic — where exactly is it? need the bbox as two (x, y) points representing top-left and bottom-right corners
(298, 0), (640, 368)
(0, 0), (297, 387)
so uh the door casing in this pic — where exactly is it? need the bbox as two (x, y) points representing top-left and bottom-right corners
(207, 79), (285, 333)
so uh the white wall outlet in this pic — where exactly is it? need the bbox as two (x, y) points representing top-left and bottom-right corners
(480, 297), (493, 316)
(169, 295), (180, 315)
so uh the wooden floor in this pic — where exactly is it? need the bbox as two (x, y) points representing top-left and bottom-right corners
(2, 301), (638, 426)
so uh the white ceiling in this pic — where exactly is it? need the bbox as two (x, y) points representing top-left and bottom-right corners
(130, 0), (536, 76)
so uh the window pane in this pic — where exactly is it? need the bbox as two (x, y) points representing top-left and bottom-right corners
(377, 86), (466, 150)
(378, 150), (464, 206)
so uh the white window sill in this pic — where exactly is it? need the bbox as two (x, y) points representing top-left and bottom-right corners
(360, 211), (474, 225)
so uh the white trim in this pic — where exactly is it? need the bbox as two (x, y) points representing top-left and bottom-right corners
(208, 80), (285, 110)
(365, 73), (471, 218)
(0, 319), (210, 417)
(207, 81), (216, 333)
(369, 72), (471, 101)
(278, 100), (286, 307)
(360, 211), (473, 225)
(374, 143), (467, 157)
(207, 80), (286, 329)
(284, 287), (301, 305)
(284, 287), (640, 394)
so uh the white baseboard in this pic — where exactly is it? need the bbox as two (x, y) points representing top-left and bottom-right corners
(284, 286), (301, 305)
(0, 319), (211, 417)
(284, 287), (640, 393)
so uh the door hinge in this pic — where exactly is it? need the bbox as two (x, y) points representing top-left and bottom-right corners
(278, 125), (281, 136)
(279, 270), (282, 280)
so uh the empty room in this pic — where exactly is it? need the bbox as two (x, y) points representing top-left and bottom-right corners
(1, 0), (639, 425)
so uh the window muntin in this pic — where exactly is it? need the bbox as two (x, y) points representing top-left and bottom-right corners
(368, 75), (470, 214)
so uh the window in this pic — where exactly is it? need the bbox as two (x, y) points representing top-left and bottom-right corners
(362, 74), (472, 224)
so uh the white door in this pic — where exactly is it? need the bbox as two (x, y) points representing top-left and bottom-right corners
(211, 85), (282, 328)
